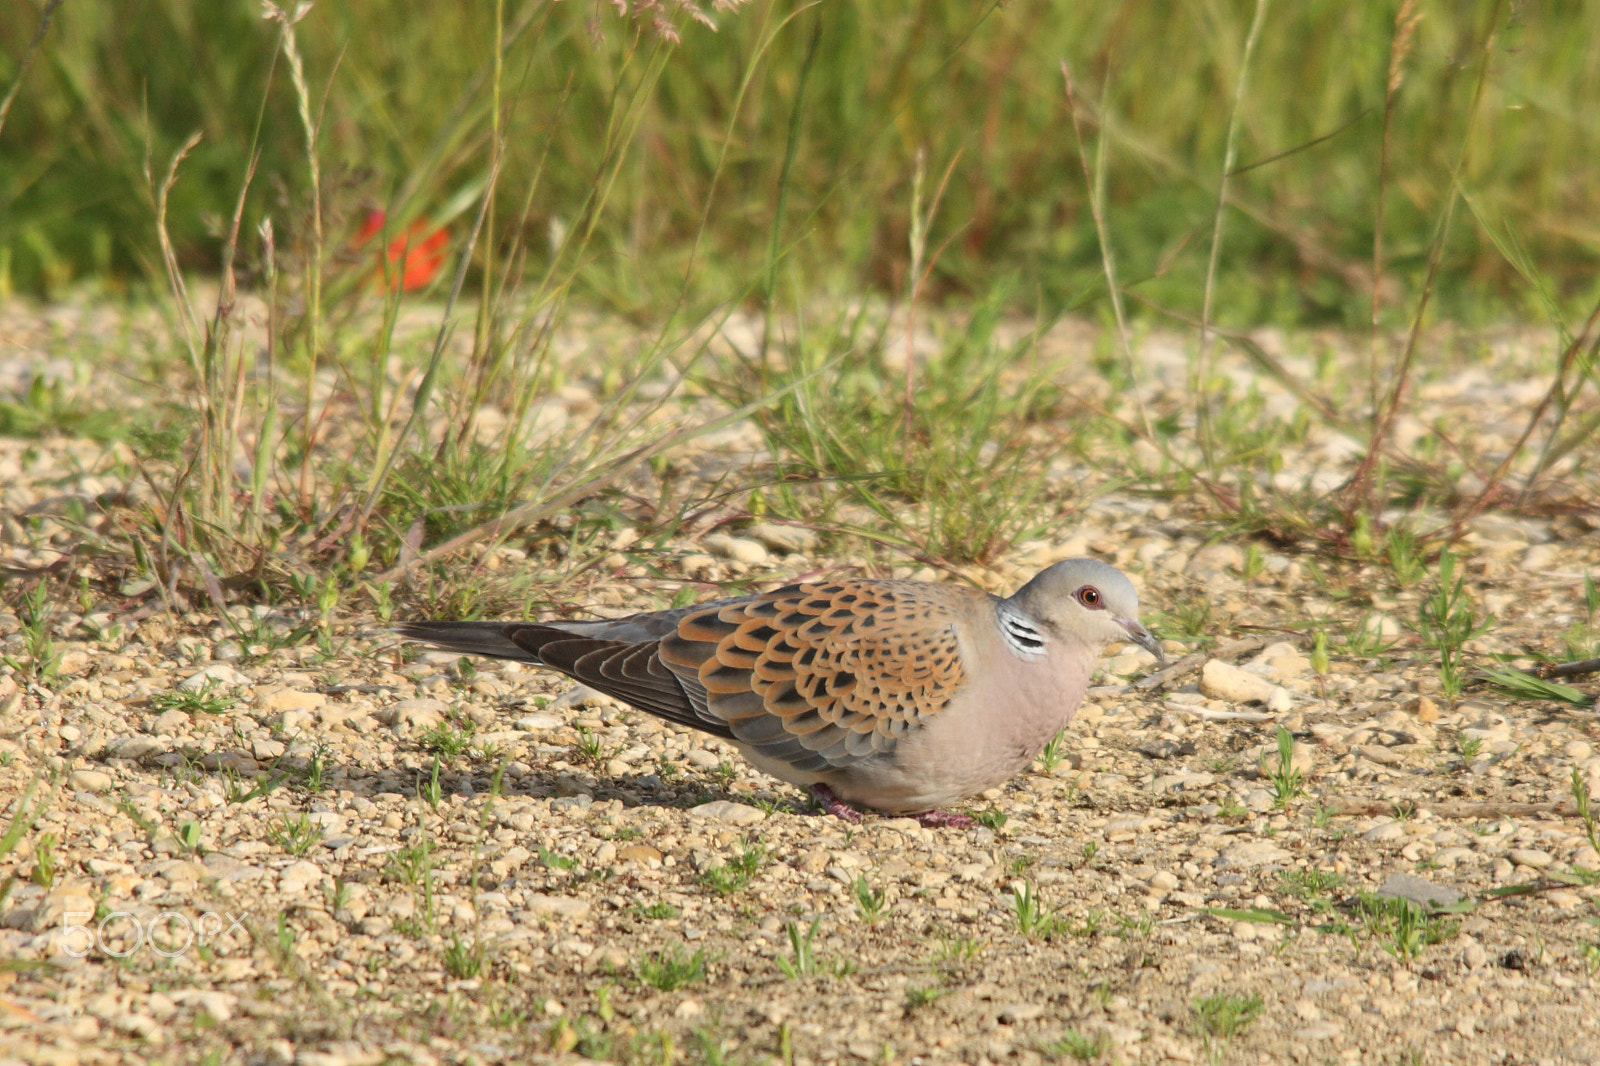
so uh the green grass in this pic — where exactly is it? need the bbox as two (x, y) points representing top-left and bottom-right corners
(266, 813), (324, 857)
(1412, 549), (1491, 699)
(698, 841), (768, 896)
(6, 2), (1600, 326)
(0, 0), (1592, 639)
(148, 682), (238, 716)
(774, 917), (855, 980)
(1010, 881), (1060, 940)
(421, 717), (477, 759)
(1262, 725), (1305, 810)
(733, 293), (1073, 562)
(1038, 1029), (1110, 1061)
(638, 946), (706, 991)
(1192, 991), (1263, 1065)
(852, 875), (887, 925)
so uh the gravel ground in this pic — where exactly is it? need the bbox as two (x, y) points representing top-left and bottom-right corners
(1, 297), (1599, 1066)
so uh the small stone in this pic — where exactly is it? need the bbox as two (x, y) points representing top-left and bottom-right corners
(1251, 641), (1311, 682)
(684, 748), (722, 771)
(108, 735), (167, 761)
(617, 844), (663, 865)
(551, 685), (613, 711)
(1462, 939), (1487, 969)
(1215, 841), (1291, 868)
(379, 697), (448, 736)
(1506, 848), (1553, 868)
(688, 800), (766, 826)
(1376, 872), (1463, 910)
(1258, 739), (1314, 777)
(201, 853), (268, 882)
(998, 1004), (1044, 1024)
(279, 861), (322, 891)
(1199, 660), (1278, 704)
(1148, 870), (1178, 892)
(177, 663), (251, 691)
(57, 649), (92, 675)
(1519, 544), (1557, 572)
(1107, 648), (1160, 677)
(1243, 789), (1275, 813)
(744, 522), (818, 554)
(1408, 695), (1440, 723)
(257, 689), (326, 715)
(702, 533), (770, 566)
(1362, 822), (1406, 843)
(514, 714), (562, 731)
(523, 894), (591, 920)
(172, 990), (237, 1023)
(69, 768), (113, 792)
(1266, 687), (1293, 714)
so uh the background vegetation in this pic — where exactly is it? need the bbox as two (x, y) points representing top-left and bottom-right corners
(0, 0), (1595, 618)
(3, 0), (1598, 324)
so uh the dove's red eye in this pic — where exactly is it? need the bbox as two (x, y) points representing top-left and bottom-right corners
(1076, 586), (1104, 610)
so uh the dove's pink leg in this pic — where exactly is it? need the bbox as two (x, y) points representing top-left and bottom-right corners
(808, 783), (863, 822)
(913, 810), (975, 829)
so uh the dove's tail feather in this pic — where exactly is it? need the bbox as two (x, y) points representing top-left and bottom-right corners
(393, 620), (736, 740)
(391, 621), (535, 662)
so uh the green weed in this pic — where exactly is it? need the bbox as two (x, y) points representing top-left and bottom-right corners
(638, 946), (706, 991)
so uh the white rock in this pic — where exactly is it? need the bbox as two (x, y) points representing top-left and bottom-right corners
(108, 735), (167, 761)
(379, 698), (448, 736)
(514, 714), (563, 732)
(1215, 841), (1291, 868)
(69, 769), (113, 792)
(1107, 648), (1160, 677)
(702, 533), (770, 566)
(279, 861), (323, 891)
(551, 685), (611, 711)
(171, 989), (238, 1022)
(1199, 660), (1278, 704)
(688, 800), (767, 826)
(1362, 822), (1406, 842)
(684, 748), (722, 771)
(178, 664), (252, 691)
(745, 523), (818, 554)
(523, 894), (591, 920)
(256, 689), (326, 715)
(1251, 641), (1311, 682)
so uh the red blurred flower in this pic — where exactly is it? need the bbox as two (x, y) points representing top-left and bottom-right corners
(356, 209), (449, 292)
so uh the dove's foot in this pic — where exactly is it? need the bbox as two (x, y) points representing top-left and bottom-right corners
(913, 809), (975, 829)
(809, 783), (864, 822)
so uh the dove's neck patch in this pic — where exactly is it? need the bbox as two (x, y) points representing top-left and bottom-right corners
(995, 602), (1047, 661)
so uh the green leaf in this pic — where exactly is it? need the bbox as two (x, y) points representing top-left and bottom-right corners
(1203, 906), (1295, 925)
(1479, 667), (1588, 706)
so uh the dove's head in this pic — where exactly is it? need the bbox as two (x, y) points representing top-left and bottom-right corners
(1004, 557), (1163, 661)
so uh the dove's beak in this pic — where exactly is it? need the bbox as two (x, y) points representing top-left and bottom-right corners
(1117, 617), (1166, 662)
